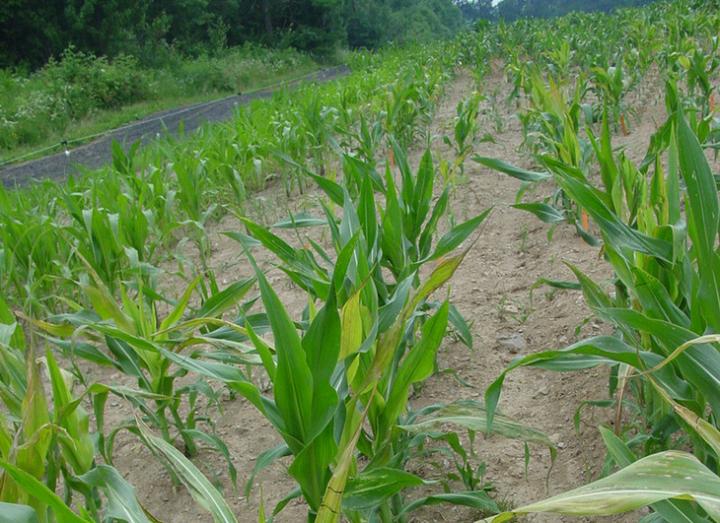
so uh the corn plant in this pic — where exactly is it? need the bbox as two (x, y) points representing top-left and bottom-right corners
(0, 41), (461, 320)
(383, 65), (444, 148)
(442, 92), (484, 184)
(0, 298), (153, 522)
(480, 107), (720, 521)
(38, 264), (253, 469)
(139, 145), (554, 522)
(673, 36), (720, 117)
(245, 144), (489, 346)
(590, 59), (633, 135)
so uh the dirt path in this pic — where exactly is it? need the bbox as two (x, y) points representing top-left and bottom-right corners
(415, 72), (634, 522)
(0, 65), (349, 187)
(103, 69), (659, 521)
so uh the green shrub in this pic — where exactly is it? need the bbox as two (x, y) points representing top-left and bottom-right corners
(0, 44), (315, 153)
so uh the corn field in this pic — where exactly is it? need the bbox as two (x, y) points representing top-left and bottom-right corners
(1, 0), (720, 521)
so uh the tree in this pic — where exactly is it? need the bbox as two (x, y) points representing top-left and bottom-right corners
(496, 0), (655, 20)
(455, 0), (494, 21)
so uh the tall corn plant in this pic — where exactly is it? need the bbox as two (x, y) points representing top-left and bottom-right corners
(245, 145), (488, 345)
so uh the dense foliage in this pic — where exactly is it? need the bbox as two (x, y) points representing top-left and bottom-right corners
(2, 0), (720, 521)
(0, 0), (465, 68)
(495, 0), (655, 20)
(0, 45), (314, 153)
(1, 0), (666, 68)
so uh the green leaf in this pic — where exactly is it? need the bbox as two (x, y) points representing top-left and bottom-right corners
(343, 468), (425, 511)
(479, 451), (720, 522)
(0, 503), (38, 523)
(75, 465), (153, 523)
(448, 303), (473, 348)
(384, 302), (449, 424)
(380, 165), (407, 274)
(182, 429), (238, 488)
(307, 172), (345, 206)
(160, 276), (201, 331)
(245, 248), (313, 448)
(272, 212), (326, 229)
(0, 461), (91, 523)
(553, 169), (673, 262)
(136, 421), (238, 523)
(600, 428), (709, 523)
(483, 335), (679, 431)
(402, 491), (499, 516)
(512, 203), (566, 224)
(244, 444), (291, 498)
(675, 111), (720, 331)
(473, 156), (550, 182)
(409, 149), (435, 241)
(401, 400), (554, 452)
(429, 208), (492, 261)
(534, 278), (581, 290)
(196, 278), (254, 319)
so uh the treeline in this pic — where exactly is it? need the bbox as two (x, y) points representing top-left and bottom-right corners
(1, 0), (665, 70)
(494, 0), (655, 20)
(1, 0), (464, 68)
(458, 0), (659, 21)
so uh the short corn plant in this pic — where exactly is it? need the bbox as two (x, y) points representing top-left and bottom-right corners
(442, 91), (484, 185)
(0, 297), (152, 522)
(38, 265), (253, 470)
(480, 109), (720, 521)
(126, 146), (553, 523)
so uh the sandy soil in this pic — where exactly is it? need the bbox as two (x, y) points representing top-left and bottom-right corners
(94, 65), (684, 522)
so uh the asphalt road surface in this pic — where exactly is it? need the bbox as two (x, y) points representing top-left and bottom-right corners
(0, 65), (350, 187)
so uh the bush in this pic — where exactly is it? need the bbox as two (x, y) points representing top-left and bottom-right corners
(41, 48), (152, 114)
(0, 44), (315, 153)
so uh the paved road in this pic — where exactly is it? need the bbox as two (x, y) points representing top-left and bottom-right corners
(0, 65), (350, 187)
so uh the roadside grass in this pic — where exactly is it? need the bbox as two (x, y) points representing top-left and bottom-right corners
(0, 45), (320, 164)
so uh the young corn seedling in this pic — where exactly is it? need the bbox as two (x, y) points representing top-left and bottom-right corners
(442, 91), (484, 185)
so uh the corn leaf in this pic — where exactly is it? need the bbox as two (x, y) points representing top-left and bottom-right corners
(75, 465), (153, 523)
(401, 400), (554, 452)
(401, 491), (499, 516)
(675, 111), (720, 331)
(0, 461), (91, 523)
(601, 428), (711, 523)
(136, 421), (238, 523)
(512, 203), (566, 224)
(473, 156), (550, 182)
(0, 503), (38, 523)
(342, 468), (426, 511)
(429, 208), (492, 261)
(479, 451), (720, 522)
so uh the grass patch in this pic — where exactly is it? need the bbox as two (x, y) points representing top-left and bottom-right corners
(0, 45), (319, 163)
